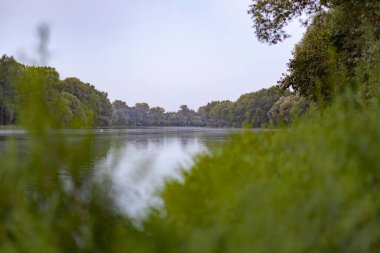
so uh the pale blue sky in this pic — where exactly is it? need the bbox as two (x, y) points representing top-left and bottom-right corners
(1, 0), (305, 111)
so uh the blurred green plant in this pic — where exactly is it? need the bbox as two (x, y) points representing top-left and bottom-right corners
(139, 43), (380, 252)
(0, 67), (147, 252)
(147, 90), (380, 253)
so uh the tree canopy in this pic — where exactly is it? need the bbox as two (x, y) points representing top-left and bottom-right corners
(0, 55), (113, 128)
(249, 0), (380, 102)
(248, 0), (380, 45)
(248, 0), (326, 44)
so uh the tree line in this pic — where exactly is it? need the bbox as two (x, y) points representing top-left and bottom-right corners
(1, 55), (309, 128)
(112, 86), (308, 128)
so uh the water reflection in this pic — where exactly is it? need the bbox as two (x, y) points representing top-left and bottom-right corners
(94, 127), (242, 219)
(0, 127), (245, 219)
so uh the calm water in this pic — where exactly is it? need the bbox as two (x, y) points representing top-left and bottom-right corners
(0, 127), (246, 218)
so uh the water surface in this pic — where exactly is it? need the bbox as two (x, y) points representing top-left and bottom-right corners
(0, 127), (247, 218)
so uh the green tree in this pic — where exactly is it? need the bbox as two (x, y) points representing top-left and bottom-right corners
(178, 105), (194, 126)
(112, 100), (129, 126)
(279, 3), (380, 101)
(248, 0), (325, 44)
(150, 106), (166, 126)
(134, 102), (150, 126)
(232, 87), (286, 127)
(59, 77), (113, 127)
(250, 1), (380, 101)
(279, 13), (332, 101)
(267, 93), (309, 125)
(208, 101), (234, 127)
(0, 55), (23, 125)
(248, 0), (380, 44)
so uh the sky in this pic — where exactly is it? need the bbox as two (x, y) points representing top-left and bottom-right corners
(1, 0), (305, 112)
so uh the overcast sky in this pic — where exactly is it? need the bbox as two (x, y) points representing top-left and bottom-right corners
(1, 0), (305, 111)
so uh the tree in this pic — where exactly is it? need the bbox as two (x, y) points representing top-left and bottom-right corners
(208, 101), (234, 127)
(150, 106), (165, 126)
(279, 13), (332, 101)
(248, 1), (380, 45)
(231, 87), (287, 127)
(96, 91), (113, 126)
(279, 2), (380, 101)
(268, 94), (309, 125)
(177, 105), (194, 126)
(134, 103), (150, 126)
(59, 77), (113, 126)
(112, 100), (129, 126)
(55, 92), (87, 127)
(0, 55), (23, 125)
(248, 0), (325, 44)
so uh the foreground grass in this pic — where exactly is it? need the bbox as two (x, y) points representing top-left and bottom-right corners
(145, 98), (380, 253)
(1, 89), (379, 252)
(0, 125), (22, 130)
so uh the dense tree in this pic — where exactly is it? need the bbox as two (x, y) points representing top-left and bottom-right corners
(248, 0), (380, 44)
(0, 56), (305, 129)
(96, 91), (113, 126)
(0, 55), (22, 125)
(0, 55), (113, 127)
(177, 105), (195, 126)
(199, 100), (234, 127)
(280, 5), (380, 101)
(248, 0), (325, 44)
(250, 0), (380, 102)
(233, 86), (288, 127)
(58, 91), (88, 126)
(134, 102), (150, 126)
(279, 13), (332, 101)
(59, 77), (113, 126)
(109, 87), (289, 129)
(267, 93), (309, 125)
(150, 106), (166, 126)
(109, 87), (290, 128)
(112, 100), (129, 126)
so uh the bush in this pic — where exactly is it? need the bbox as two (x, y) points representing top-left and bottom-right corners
(150, 94), (380, 252)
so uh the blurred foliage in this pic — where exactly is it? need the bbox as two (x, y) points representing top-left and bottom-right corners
(0, 69), (142, 252)
(153, 102), (380, 252)
(144, 59), (380, 252)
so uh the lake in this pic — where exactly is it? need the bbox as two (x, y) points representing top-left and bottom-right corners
(0, 127), (247, 219)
